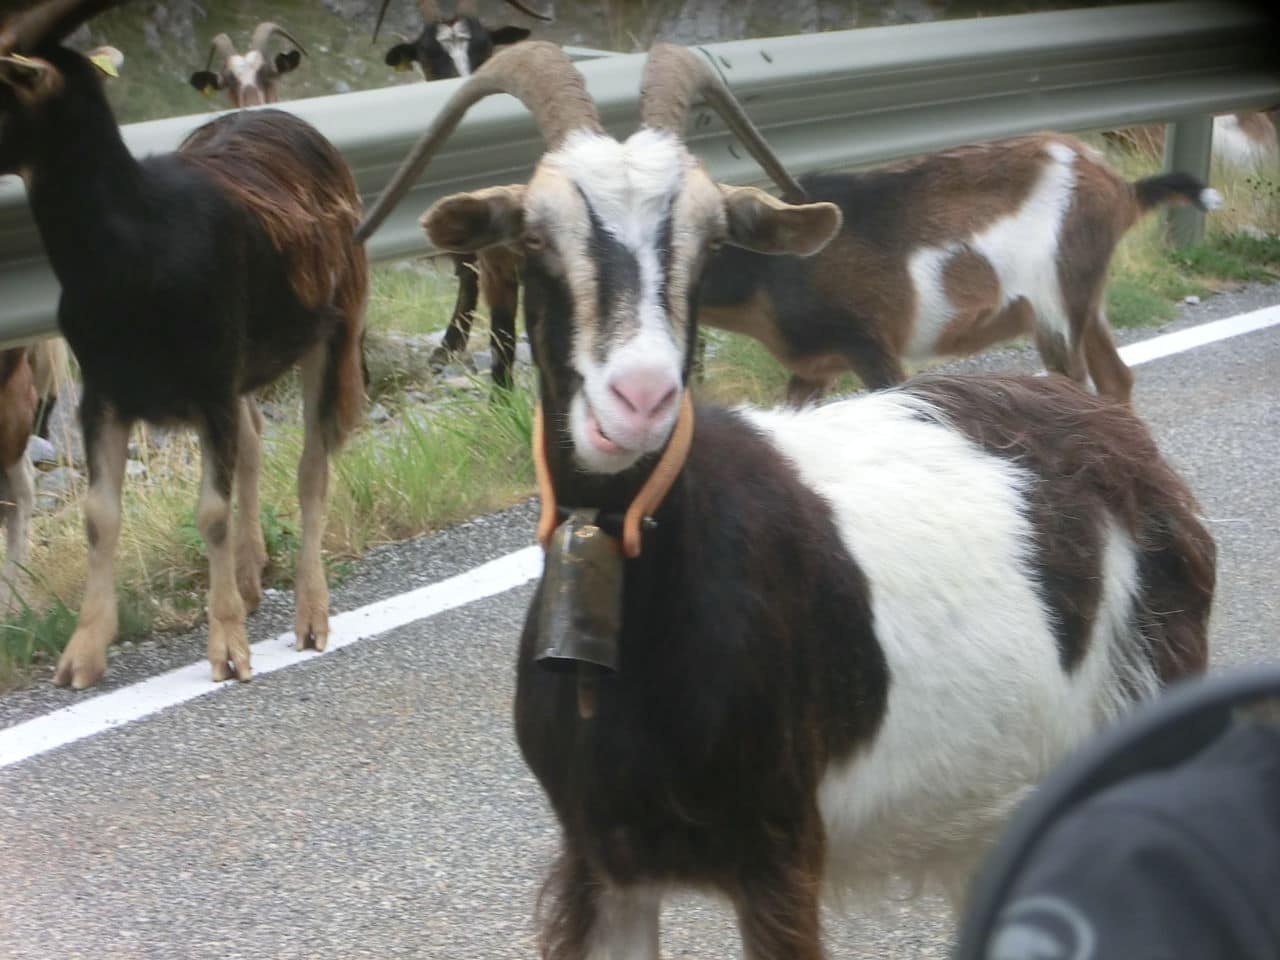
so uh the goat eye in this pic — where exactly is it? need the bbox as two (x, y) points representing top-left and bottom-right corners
(523, 233), (545, 252)
(708, 237), (725, 253)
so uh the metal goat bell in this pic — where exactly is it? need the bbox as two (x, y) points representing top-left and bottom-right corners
(535, 509), (623, 673)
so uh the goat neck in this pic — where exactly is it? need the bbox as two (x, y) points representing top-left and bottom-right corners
(14, 47), (143, 282)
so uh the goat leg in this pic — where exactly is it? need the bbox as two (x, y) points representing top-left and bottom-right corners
(431, 254), (481, 370)
(199, 404), (250, 682)
(53, 399), (129, 689)
(294, 343), (331, 652)
(234, 397), (267, 610)
(0, 456), (34, 612)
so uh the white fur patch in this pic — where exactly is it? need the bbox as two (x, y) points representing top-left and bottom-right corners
(905, 142), (1078, 359)
(436, 21), (472, 78)
(742, 391), (1144, 905)
(227, 51), (266, 100)
(584, 885), (661, 960)
(1199, 187), (1223, 211)
(1212, 114), (1278, 167)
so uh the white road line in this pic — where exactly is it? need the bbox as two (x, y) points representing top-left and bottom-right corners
(1118, 304), (1280, 367)
(2, 303), (1278, 770)
(0, 547), (543, 769)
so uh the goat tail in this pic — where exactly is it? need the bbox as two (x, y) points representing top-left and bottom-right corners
(322, 241), (369, 451)
(1132, 172), (1222, 215)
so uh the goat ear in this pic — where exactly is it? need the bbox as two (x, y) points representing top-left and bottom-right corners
(385, 43), (419, 71)
(274, 49), (302, 74)
(188, 70), (222, 95)
(489, 26), (532, 47)
(422, 186), (527, 253)
(0, 55), (63, 100)
(86, 46), (123, 78)
(720, 185), (842, 257)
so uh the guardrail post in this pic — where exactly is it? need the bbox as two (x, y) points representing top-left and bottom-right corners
(1161, 114), (1214, 247)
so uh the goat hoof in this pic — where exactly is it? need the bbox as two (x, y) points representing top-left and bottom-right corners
(294, 622), (329, 652)
(208, 619), (251, 683)
(52, 639), (107, 690)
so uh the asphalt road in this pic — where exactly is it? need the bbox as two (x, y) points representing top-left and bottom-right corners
(1, 284), (1277, 960)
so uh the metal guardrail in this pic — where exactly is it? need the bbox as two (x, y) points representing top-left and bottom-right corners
(1, 1), (1277, 345)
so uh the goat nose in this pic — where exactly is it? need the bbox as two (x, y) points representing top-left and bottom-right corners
(609, 368), (679, 426)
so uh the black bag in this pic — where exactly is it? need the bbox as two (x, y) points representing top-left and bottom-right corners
(954, 663), (1280, 960)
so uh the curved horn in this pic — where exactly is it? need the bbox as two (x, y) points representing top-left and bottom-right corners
(500, 0), (554, 22)
(204, 32), (236, 72)
(356, 41), (601, 242)
(640, 43), (807, 203)
(250, 21), (307, 57)
(0, 0), (126, 54)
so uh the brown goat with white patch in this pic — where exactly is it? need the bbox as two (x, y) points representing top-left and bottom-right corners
(1107, 111), (1279, 169)
(0, 337), (63, 610)
(0, 346), (39, 611)
(699, 133), (1221, 405)
(188, 21), (306, 108)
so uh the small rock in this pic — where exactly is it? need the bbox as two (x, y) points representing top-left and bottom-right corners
(1184, 295), (1201, 305)
(473, 350), (493, 371)
(26, 435), (57, 469)
(1238, 224), (1270, 239)
(332, 80), (351, 94)
(367, 401), (391, 424)
(126, 460), (147, 480)
(515, 342), (533, 365)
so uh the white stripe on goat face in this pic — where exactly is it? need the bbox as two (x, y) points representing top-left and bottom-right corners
(227, 51), (267, 106)
(534, 128), (720, 475)
(436, 20), (473, 78)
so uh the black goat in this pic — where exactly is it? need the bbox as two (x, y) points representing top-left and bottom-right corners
(0, 0), (367, 689)
(369, 0), (552, 388)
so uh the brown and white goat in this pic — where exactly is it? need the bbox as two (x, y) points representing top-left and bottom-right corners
(0, 338), (66, 611)
(698, 133), (1222, 406)
(363, 0), (554, 388)
(363, 42), (1217, 958)
(1, 0), (366, 688)
(1107, 111), (1279, 169)
(188, 21), (306, 108)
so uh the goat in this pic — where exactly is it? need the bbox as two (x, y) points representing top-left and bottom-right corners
(366, 0), (552, 389)
(0, 347), (38, 612)
(187, 21), (307, 108)
(696, 133), (1221, 407)
(404, 131), (1221, 402)
(361, 42), (1217, 958)
(0, 337), (66, 612)
(0, 0), (367, 689)
(1106, 111), (1279, 169)
(375, 0), (550, 81)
